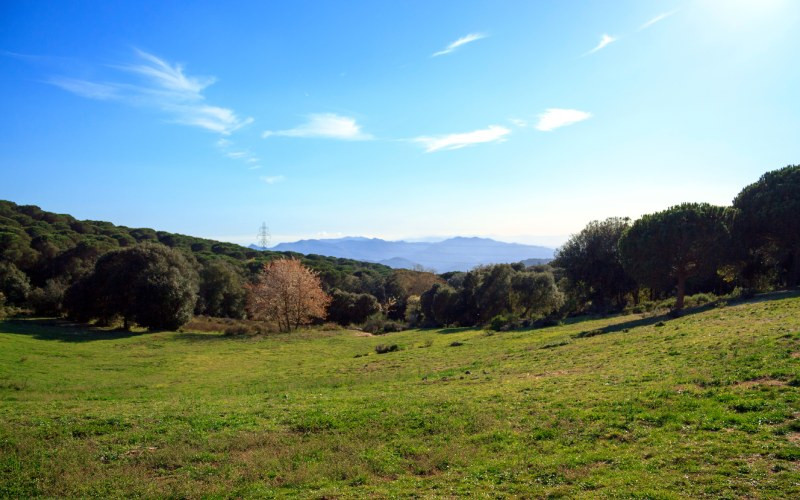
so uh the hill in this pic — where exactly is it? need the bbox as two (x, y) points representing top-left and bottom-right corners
(264, 236), (554, 272)
(1, 293), (798, 497)
(0, 200), (392, 291)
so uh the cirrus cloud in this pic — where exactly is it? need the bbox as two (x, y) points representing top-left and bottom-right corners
(584, 34), (617, 56)
(49, 49), (252, 135)
(432, 33), (487, 57)
(262, 113), (372, 140)
(535, 109), (592, 131)
(413, 125), (510, 153)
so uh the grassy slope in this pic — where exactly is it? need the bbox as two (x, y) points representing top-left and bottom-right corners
(1, 295), (799, 498)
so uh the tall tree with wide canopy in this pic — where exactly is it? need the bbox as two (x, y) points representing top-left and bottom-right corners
(733, 165), (800, 287)
(554, 217), (636, 311)
(64, 243), (199, 330)
(619, 203), (731, 311)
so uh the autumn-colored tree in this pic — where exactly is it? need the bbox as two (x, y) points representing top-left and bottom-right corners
(247, 258), (331, 332)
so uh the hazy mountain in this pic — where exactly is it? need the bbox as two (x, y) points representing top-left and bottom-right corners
(254, 236), (554, 273)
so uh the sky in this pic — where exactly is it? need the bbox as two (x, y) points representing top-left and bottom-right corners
(1, 0), (799, 248)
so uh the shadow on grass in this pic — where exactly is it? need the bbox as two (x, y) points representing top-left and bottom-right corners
(171, 331), (229, 342)
(436, 327), (473, 335)
(573, 289), (800, 340)
(0, 318), (149, 343)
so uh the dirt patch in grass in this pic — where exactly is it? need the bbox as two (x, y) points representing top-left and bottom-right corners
(523, 370), (574, 380)
(733, 378), (788, 389)
(124, 446), (158, 457)
(790, 352), (800, 358)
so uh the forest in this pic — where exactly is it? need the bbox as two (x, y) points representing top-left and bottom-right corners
(1, 164), (798, 333)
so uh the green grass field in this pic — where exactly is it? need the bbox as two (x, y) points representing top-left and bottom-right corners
(1, 294), (799, 498)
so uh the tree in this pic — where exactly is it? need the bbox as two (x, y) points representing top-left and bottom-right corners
(733, 165), (800, 287)
(247, 258), (331, 332)
(383, 269), (442, 320)
(197, 260), (246, 318)
(619, 203), (731, 311)
(0, 262), (31, 305)
(64, 243), (199, 330)
(511, 271), (564, 319)
(474, 264), (515, 323)
(430, 284), (459, 326)
(327, 289), (380, 326)
(554, 217), (636, 311)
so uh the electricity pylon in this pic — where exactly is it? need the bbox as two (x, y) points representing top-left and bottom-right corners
(257, 222), (271, 249)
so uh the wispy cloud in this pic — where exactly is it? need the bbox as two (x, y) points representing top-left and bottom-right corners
(535, 109), (592, 131)
(48, 78), (120, 100)
(260, 175), (285, 184)
(262, 113), (372, 140)
(509, 118), (528, 128)
(584, 34), (617, 56)
(413, 125), (510, 153)
(432, 33), (487, 57)
(49, 50), (252, 135)
(638, 10), (678, 31)
(214, 138), (261, 168)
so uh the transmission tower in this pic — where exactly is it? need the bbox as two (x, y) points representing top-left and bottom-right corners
(257, 222), (271, 249)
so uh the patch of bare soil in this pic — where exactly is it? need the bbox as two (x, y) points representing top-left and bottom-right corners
(734, 377), (788, 389)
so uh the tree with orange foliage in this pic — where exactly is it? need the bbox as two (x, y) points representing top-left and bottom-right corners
(247, 258), (331, 332)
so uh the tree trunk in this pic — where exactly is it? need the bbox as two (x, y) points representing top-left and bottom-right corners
(123, 315), (130, 331)
(675, 273), (687, 312)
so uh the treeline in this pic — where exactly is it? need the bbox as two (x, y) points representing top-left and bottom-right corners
(1, 164), (797, 332)
(383, 164), (799, 330)
(552, 164), (799, 316)
(0, 201), (392, 323)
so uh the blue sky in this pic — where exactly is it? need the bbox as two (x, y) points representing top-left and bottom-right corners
(1, 0), (798, 247)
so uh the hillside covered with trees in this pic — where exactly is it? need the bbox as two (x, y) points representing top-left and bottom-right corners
(1, 165), (798, 333)
(0, 201), (392, 322)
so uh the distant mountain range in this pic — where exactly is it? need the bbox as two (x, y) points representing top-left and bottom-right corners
(250, 236), (554, 273)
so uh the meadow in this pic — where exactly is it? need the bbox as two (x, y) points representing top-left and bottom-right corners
(1, 293), (799, 498)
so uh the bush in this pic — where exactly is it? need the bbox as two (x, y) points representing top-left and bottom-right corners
(29, 279), (68, 316)
(489, 314), (521, 332)
(327, 290), (381, 326)
(362, 313), (405, 334)
(223, 325), (253, 336)
(728, 287), (756, 301)
(381, 320), (404, 333)
(375, 344), (399, 354)
(181, 315), (273, 336)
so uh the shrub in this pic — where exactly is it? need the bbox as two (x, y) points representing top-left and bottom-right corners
(489, 314), (521, 332)
(223, 325), (253, 336)
(181, 315), (273, 336)
(362, 313), (405, 334)
(375, 344), (399, 354)
(29, 279), (68, 316)
(728, 287), (756, 301)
